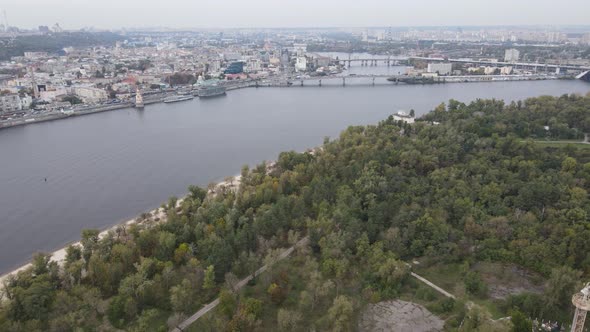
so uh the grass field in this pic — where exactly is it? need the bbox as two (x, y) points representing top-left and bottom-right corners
(532, 141), (590, 149)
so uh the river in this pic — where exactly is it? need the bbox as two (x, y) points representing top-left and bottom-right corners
(0, 79), (589, 274)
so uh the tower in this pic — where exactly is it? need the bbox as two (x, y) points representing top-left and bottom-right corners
(571, 283), (590, 332)
(134, 88), (144, 109)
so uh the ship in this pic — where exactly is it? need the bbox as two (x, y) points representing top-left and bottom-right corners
(135, 89), (144, 108)
(198, 85), (226, 98)
(163, 95), (194, 103)
(195, 76), (226, 98)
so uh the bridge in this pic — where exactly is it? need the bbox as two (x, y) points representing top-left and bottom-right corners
(321, 54), (590, 72)
(288, 74), (398, 86)
(412, 56), (590, 72)
(260, 72), (559, 87)
(334, 57), (407, 67)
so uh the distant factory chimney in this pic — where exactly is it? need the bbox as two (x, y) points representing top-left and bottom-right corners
(1, 9), (8, 32)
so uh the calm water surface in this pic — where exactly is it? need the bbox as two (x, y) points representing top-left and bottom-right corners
(0, 80), (589, 273)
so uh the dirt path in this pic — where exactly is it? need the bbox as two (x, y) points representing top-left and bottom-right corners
(358, 300), (445, 332)
(411, 272), (455, 299)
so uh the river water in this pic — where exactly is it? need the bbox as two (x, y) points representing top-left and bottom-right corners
(0, 78), (588, 274)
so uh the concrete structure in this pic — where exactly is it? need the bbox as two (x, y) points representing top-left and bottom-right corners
(315, 56), (332, 68)
(504, 48), (520, 62)
(427, 63), (452, 75)
(577, 71), (590, 82)
(571, 283), (590, 332)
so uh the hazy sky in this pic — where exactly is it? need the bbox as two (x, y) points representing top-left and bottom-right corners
(3, 0), (590, 29)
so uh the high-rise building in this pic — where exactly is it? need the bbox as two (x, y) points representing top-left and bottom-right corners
(504, 49), (520, 62)
(295, 57), (307, 72)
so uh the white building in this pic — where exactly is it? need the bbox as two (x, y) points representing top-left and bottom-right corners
(0, 94), (23, 113)
(39, 87), (68, 102)
(393, 111), (414, 124)
(500, 66), (513, 75)
(246, 58), (262, 73)
(484, 66), (497, 75)
(504, 49), (520, 62)
(295, 56), (307, 72)
(427, 63), (453, 75)
(23, 52), (48, 59)
(20, 95), (33, 109)
(209, 59), (221, 73)
(72, 87), (108, 103)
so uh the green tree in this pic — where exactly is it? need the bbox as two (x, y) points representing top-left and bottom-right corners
(170, 279), (196, 314)
(561, 157), (577, 173)
(203, 265), (216, 290)
(464, 271), (488, 298)
(510, 310), (532, 332)
(277, 308), (303, 331)
(327, 295), (354, 332)
(219, 289), (238, 318)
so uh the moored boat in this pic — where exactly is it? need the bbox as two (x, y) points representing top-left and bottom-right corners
(163, 95), (194, 103)
(198, 85), (226, 98)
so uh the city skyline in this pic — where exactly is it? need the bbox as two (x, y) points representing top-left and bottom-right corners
(3, 0), (590, 30)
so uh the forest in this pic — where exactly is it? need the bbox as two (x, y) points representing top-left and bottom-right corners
(0, 32), (124, 60)
(1, 93), (589, 331)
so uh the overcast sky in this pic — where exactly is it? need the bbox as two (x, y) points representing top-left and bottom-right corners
(3, 0), (590, 30)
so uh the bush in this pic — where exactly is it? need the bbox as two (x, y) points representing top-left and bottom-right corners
(464, 271), (488, 297)
(510, 310), (532, 332)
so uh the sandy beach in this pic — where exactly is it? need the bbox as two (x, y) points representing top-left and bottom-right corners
(0, 174), (243, 292)
(0, 204), (168, 287)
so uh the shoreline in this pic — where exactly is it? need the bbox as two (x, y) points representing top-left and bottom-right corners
(0, 203), (168, 285)
(0, 76), (578, 131)
(0, 174), (243, 289)
(0, 82), (257, 131)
